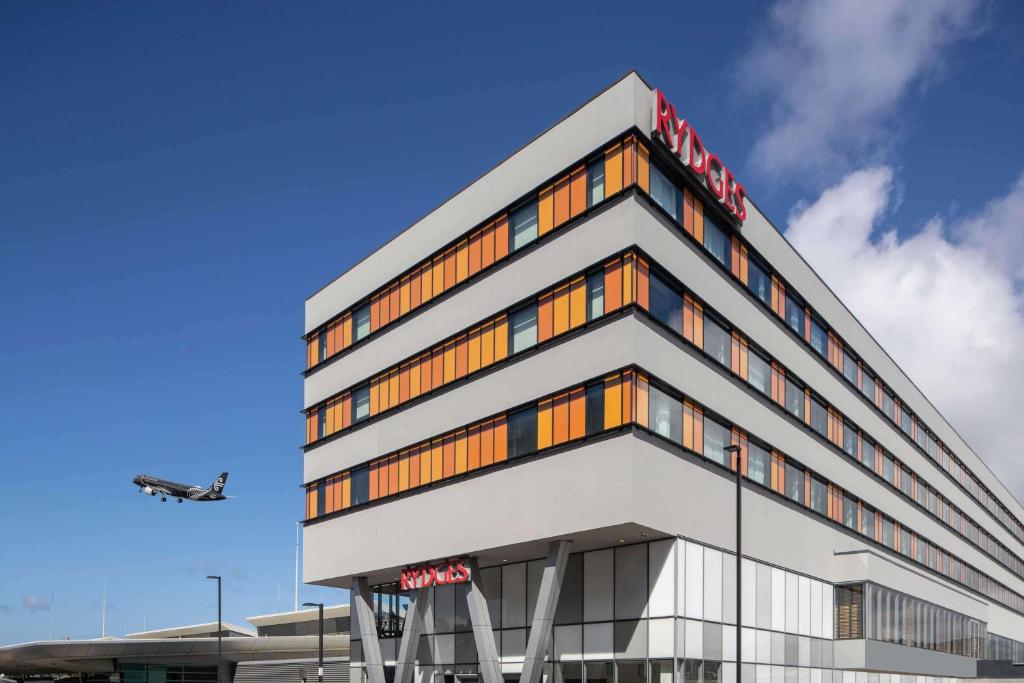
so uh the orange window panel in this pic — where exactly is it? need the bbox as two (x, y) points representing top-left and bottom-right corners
(430, 439), (443, 483)
(341, 472), (351, 509)
(468, 327), (482, 374)
(467, 425), (481, 471)
(388, 455), (399, 496)
(492, 416), (508, 462)
(399, 364), (411, 405)
(378, 289), (391, 328)
(621, 371), (634, 425)
(325, 323), (337, 357)
(398, 451), (410, 492)
(739, 244), (749, 285)
(568, 276), (586, 329)
(387, 369), (399, 410)
(406, 447), (420, 489)
(468, 232), (482, 276)
(569, 166), (586, 218)
(420, 263), (433, 304)
(635, 374), (649, 430)
(370, 294), (381, 332)
(455, 336), (469, 380)
(623, 138), (636, 188)
(456, 240), (469, 284)
(306, 337), (317, 369)
(538, 186), (554, 237)
(399, 277), (411, 316)
(605, 259), (623, 313)
(569, 387), (586, 440)
(431, 348), (444, 389)
(738, 336), (749, 380)
(553, 176), (570, 227)
(622, 255), (634, 306)
(553, 392), (570, 445)
(693, 198), (705, 244)
(637, 142), (650, 193)
(537, 398), (553, 450)
(636, 257), (650, 310)
(442, 435), (456, 479)
(369, 377), (381, 416)
(306, 487), (316, 520)
(553, 284), (570, 337)
(605, 143), (623, 195)
(340, 393), (352, 430)
(538, 292), (554, 342)
(324, 402), (336, 438)
(409, 271), (422, 311)
(494, 315), (509, 360)
(683, 188), (695, 236)
(342, 313), (353, 349)
(409, 361), (421, 400)
(494, 214), (510, 261)
(432, 255), (444, 298)
(480, 420), (494, 467)
(305, 412), (316, 445)
(443, 248), (456, 292)
(604, 374), (623, 429)
(455, 431), (468, 475)
(480, 321), (495, 367)
(389, 285), (400, 324)
(442, 341), (456, 385)
(417, 443), (430, 485)
(368, 461), (380, 501)
(481, 222), (496, 269)
(731, 237), (742, 280)
(770, 363), (785, 405)
(803, 308), (812, 343)
(416, 353), (431, 395)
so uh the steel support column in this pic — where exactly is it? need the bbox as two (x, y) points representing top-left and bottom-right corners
(520, 541), (570, 683)
(395, 585), (430, 683)
(465, 558), (503, 683)
(352, 576), (387, 683)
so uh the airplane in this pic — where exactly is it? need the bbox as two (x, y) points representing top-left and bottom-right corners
(132, 472), (230, 503)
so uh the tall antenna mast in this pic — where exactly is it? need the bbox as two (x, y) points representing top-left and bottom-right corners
(101, 580), (107, 638)
(50, 592), (54, 640)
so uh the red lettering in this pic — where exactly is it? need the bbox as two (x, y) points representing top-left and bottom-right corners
(687, 127), (707, 176)
(733, 184), (747, 222)
(400, 571), (414, 591)
(455, 562), (470, 582)
(400, 559), (472, 588)
(722, 168), (736, 212)
(653, 90), (677, 148)
(705, 154), (725, 200)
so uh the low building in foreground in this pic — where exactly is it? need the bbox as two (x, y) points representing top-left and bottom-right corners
(300, 71), (1024, 683)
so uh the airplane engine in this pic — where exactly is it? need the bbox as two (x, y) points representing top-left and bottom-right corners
(143, 486), (156, 496)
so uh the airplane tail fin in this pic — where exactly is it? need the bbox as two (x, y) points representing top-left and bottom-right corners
(212, 472), (228, 494)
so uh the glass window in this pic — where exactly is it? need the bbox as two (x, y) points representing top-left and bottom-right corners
(861, 371), (876, 401)
(616, 661), (646, 683)
(785, 460), (804, 504)
(585, 382), (604, 435)
(510, 304), (537, 354)
(510, 200), (538, 251)
(586, 158), (605, 207)
(747, 442), (770, 486)
(649, 273), (682, 331)
(785, 294), (805, 336)
(703, 661), (721, 682)
(748, 258), (771, 307)
(350, 466), (369, 506)
(354, 304), (371, 341)
(317, 405), (327, 439)
(843, 424), (857, 458)
(883, 390), (895, 421)
(899, 528), (911, 556)
(785, 377), (805, 421)
(648, 384), (681, 442)
(748, 349), (771, 396)
(508, 406), (537, 459)
(703, 417), (731, 466)
(843, 351), (858, 384)
(682, 660), (701, 683)
(882, 517), (895, 548)
(318, 330), (328, 361)
(901, 410), (912, 435)
(703, 215), (731, 269)
(810, 318), (827, 358)
(843, 494), (857, 529)
(650, 165), (681, 221)
(703, 316), (730, 368)
(881, 453), (895, 484)
(587, 271), (604, 321)
(810, 397), (827, 437)
(861, 438), (875, 469)
(861, 505), (876, 539)
(810, 476), (827, 515)
(353, 384), (370, 422)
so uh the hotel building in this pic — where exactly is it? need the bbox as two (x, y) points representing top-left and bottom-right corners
(300, 72), (1024, 683)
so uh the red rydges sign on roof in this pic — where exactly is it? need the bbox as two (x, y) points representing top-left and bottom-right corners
(400, 559), (471, 590)
(651, 89), (747, 223)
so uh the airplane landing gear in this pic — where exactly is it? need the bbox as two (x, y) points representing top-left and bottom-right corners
(177, 498), (183, 503)
(160, 497), (167, 502)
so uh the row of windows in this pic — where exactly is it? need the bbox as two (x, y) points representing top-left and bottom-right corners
(304, 368), (641, 520)
(305, 134), (651, 369)
(304, 364), (1024, 616)
(304, 251), (648, 445)
(834, 583), (986, 659)
(645, 154), (1024, 548)
(641, 263), (1024, 583)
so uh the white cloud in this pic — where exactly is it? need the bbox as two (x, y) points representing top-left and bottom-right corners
(741, 0), (983, 179)
(786, 166), (1024, 500)
(22, 594), (51, 613)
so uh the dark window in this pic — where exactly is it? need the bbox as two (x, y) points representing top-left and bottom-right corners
(585, 383), (604, 435)
(785, 294), (805, 336)
(748, 258), (771, 307)
(317, 480), (326, 517)
(507, 406), (537, 459)
(703, 215), (731, 269)
(899, 466), (912, 497)
(747, 442), (770, 487)
(861, 438), (875, 469)
(703, 316), (731, 368)
(353, 385), (370, 422)
(843, 494), (858, 529)
(350, 467), (369, 506)
(883, 391), (895, 421)
(354, 304), (371, 341)
(586, 271), (604, 321)
(843, 351), (858, 385)
(510, 304), (538, 353)
(649, 273), (682, 332)
(748, 349), (771, 396)
(785, 377), (805, 421)
(317, 405), (327, 439)
(587, 159), (605, 207)
(648, 384), (682, 442)
(861, 505), (876, 539)
(810, 476), (827, 515)
(650, 164), (681, 221)
(810, 397), (828, 437)
(899, 528), (911, 556)
(881, 453), (895, 484)
(785, 460), (804, 505)
(835, 584), (864, 639)
(510, 200), (538, 251)
(901, 410), (912, 435)
(843, 425), (857, 458)
(810, 318), (827, 358)
(882, 517), (895, 548)
(703, 417), (731, 466)
(318, 330), (328, 361)
(861, 371), (876, 401)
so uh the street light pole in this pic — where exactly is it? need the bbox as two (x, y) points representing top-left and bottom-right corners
(207, 575), (222, 683)
(724, 444), (743, 682)
(295, 522), (302, 612)
(303, 602), (325, 683)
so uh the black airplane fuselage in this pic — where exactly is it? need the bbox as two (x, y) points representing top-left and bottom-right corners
(133, 472), (228, 503)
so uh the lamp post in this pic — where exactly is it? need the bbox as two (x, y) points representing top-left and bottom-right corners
(207, 575), (222, 683)
(303, 602), (325, 683)
(724, 444), (743, 682)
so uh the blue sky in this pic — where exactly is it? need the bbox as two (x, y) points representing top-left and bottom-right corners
(1, 0), (1022, 643)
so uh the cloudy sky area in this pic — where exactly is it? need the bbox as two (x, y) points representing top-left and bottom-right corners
(743, 0), (1024, 499)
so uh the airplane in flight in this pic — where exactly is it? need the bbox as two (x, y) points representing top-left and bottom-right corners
(132, 472), (230, 503)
